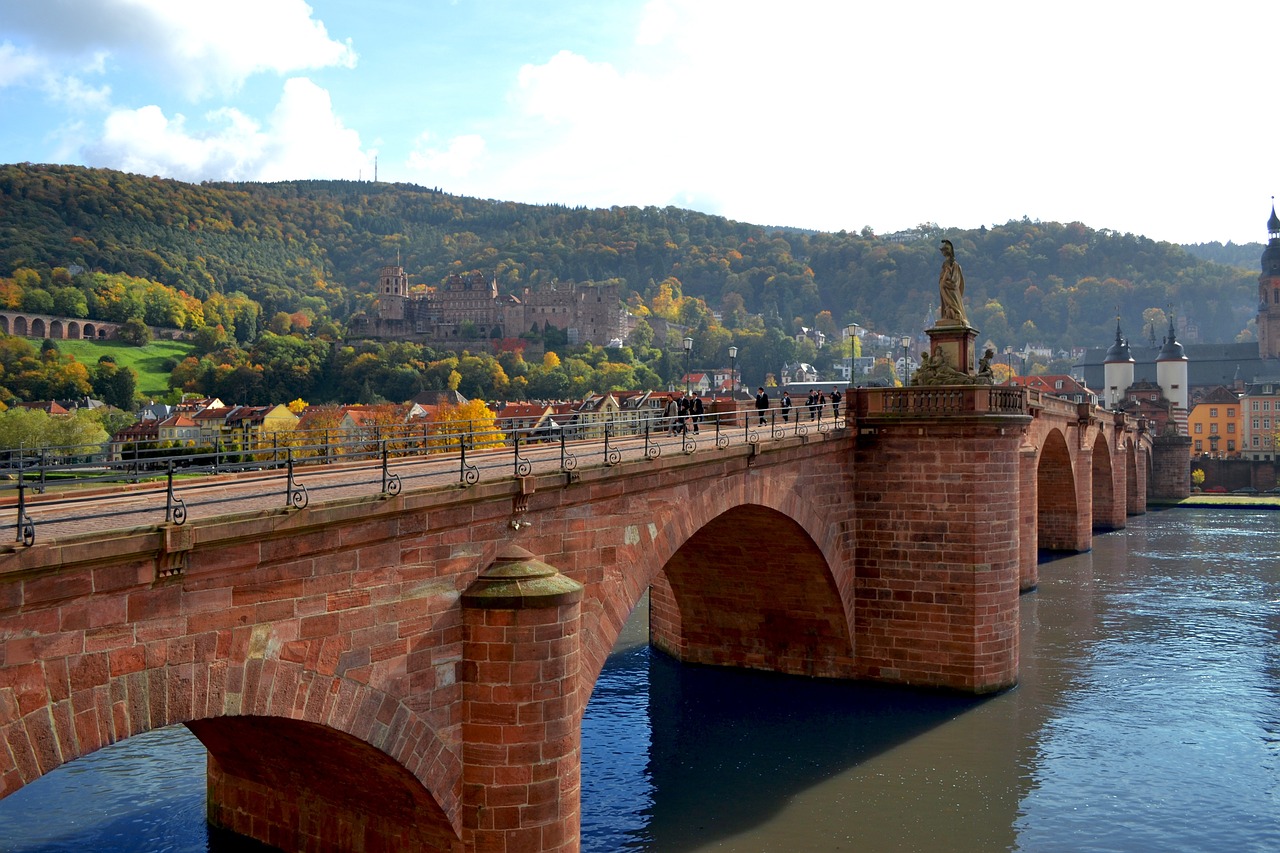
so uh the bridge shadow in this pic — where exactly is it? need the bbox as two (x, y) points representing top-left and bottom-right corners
(581, 640), (993, 852)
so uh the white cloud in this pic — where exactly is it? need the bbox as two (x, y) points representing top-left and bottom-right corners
(408, 133), (487, 179)
(85, 78), (371, 182)
(0, 42), (45, 87)
(1, 0), (356, 100)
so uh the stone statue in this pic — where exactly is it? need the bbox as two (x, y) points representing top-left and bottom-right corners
(911, 349), (971, 386)
(976, 348), (995, 385)
(938, 239), (967, 326)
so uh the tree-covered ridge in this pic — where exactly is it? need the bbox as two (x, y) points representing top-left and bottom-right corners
(0, 162), (1262, 349)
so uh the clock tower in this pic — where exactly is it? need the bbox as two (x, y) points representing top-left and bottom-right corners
(1259, 203), (1280, 358)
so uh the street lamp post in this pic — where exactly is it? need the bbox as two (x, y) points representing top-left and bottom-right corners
(900, 335), (912, 384)
(728, 345), (738, 396)
(683, 336), (693, 394)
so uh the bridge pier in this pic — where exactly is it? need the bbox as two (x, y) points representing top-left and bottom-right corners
(461, 546), (584, 853)
(850, 391), (1029, 693)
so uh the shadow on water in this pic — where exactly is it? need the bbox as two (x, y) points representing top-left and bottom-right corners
(580, 600), (997, 853)
(641, 654), (990, 853)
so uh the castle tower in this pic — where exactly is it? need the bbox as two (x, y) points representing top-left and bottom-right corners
(377, 265), (408, 321)
(1156, 314), (1189, 433)
(1102, 318), (1134, 409)
(1259, 203), (1280, 358)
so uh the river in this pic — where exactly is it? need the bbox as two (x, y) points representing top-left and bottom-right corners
(2, 509), (1277, 852)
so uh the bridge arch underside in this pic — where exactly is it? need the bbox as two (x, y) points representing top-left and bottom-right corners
(1125, 440), (1141, 514)
(0, 656), (462, 852)
(648, 505), (856, 680)
(1091, 431), (1122, 533)
(1037, 429), (1087, 553)
(188, 715), (457, 852)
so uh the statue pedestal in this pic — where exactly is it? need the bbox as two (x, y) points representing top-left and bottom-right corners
(927, 323), (979, 376)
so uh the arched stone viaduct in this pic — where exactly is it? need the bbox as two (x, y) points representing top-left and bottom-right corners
(0, 311), (117, 341)
(0, 388), (1165, 852)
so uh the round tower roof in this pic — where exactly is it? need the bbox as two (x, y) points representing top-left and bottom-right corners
(1157, 322), (1187, 362)
(1103, 320), (1133, 363)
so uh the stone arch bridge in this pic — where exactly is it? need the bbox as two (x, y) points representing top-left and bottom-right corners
(0, 387), (1172, 852)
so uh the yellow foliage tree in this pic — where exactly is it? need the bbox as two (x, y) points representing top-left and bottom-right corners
(430, 399), (504, 452)
(287, 398), (307, 414)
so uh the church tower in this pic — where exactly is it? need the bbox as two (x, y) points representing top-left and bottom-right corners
(1259, 203), (1280, 358)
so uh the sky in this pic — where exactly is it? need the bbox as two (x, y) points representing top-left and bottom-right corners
(1, 0), (1277, 246)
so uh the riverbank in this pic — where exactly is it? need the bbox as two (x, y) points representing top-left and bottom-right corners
(1150, 494), (1280, 510)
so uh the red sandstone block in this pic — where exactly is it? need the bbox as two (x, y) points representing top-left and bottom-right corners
(299, 612), (340, 640)
(23, 572), (95, 609)
(107, 645), (145, 678)
(4, 725), (39, 784)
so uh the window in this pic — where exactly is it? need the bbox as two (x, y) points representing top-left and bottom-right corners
(1254, 419), (1260, 429)
(1195, 440), (1203, 451)
(1194, 422), (1203, 434)
(1228, 441), (1236, 451)
(1228, 423), (1235, 433)
(1254, 401), (1261, 411)
(1228, 408), (1236, 417)
(1253, 436), (1260, 447)
(1210, 423), (1218, 434)
(1210, 408), (1218, 418)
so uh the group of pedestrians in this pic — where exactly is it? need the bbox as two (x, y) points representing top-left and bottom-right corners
(665, 391), (705, 436)
(760, 387), (842, 426)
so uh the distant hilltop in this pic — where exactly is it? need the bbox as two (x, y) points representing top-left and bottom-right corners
(0, 163), (1263, 351)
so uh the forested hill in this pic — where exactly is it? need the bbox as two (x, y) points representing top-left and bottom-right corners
(0, 162), (1263, 348)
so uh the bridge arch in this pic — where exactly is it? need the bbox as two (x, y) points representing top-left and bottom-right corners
(12, 315), (27, 336)
(650, 504), (853, 679)
(1091, 431), (1118, 532)
(49, 320), (63, 340)
(29, 318), (45, 338)
(1124, 438), (1143, 514)
(1036, 428), (1079, 551)
(0, 653), (463, 848)
(570, 459), (855, 701)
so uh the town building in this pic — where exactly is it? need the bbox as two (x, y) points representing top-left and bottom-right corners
(1241, 378), (1280, 461)
(1187, 386), (1243, 458)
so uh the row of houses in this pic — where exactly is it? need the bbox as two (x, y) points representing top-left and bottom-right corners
(109, 397), (445, 459)
(107, 387), (745, 460)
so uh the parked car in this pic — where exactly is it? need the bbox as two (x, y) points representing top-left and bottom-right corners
(1231, 486), (1258, 495)
(1266, 486), (1280, 495)
(1203, 485), (1227, 493)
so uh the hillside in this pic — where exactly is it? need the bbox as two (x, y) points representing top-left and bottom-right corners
(0, 162), (1263, 349)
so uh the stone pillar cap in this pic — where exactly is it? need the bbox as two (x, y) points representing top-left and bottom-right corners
(462, 545), (584, 609)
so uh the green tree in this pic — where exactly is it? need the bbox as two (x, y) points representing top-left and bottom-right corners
(92, 359), (138, 409)
(116, 317), (152, 346)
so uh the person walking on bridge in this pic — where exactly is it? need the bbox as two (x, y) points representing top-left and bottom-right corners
(755, 387), (769, 426)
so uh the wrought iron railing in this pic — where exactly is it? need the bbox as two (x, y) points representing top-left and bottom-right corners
(1, 402), (849, 546)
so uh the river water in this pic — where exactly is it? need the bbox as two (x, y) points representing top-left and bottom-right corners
(2, 509), (1277, 852)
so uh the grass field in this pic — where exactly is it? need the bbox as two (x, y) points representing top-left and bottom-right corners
(56, 338), (194, 399)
